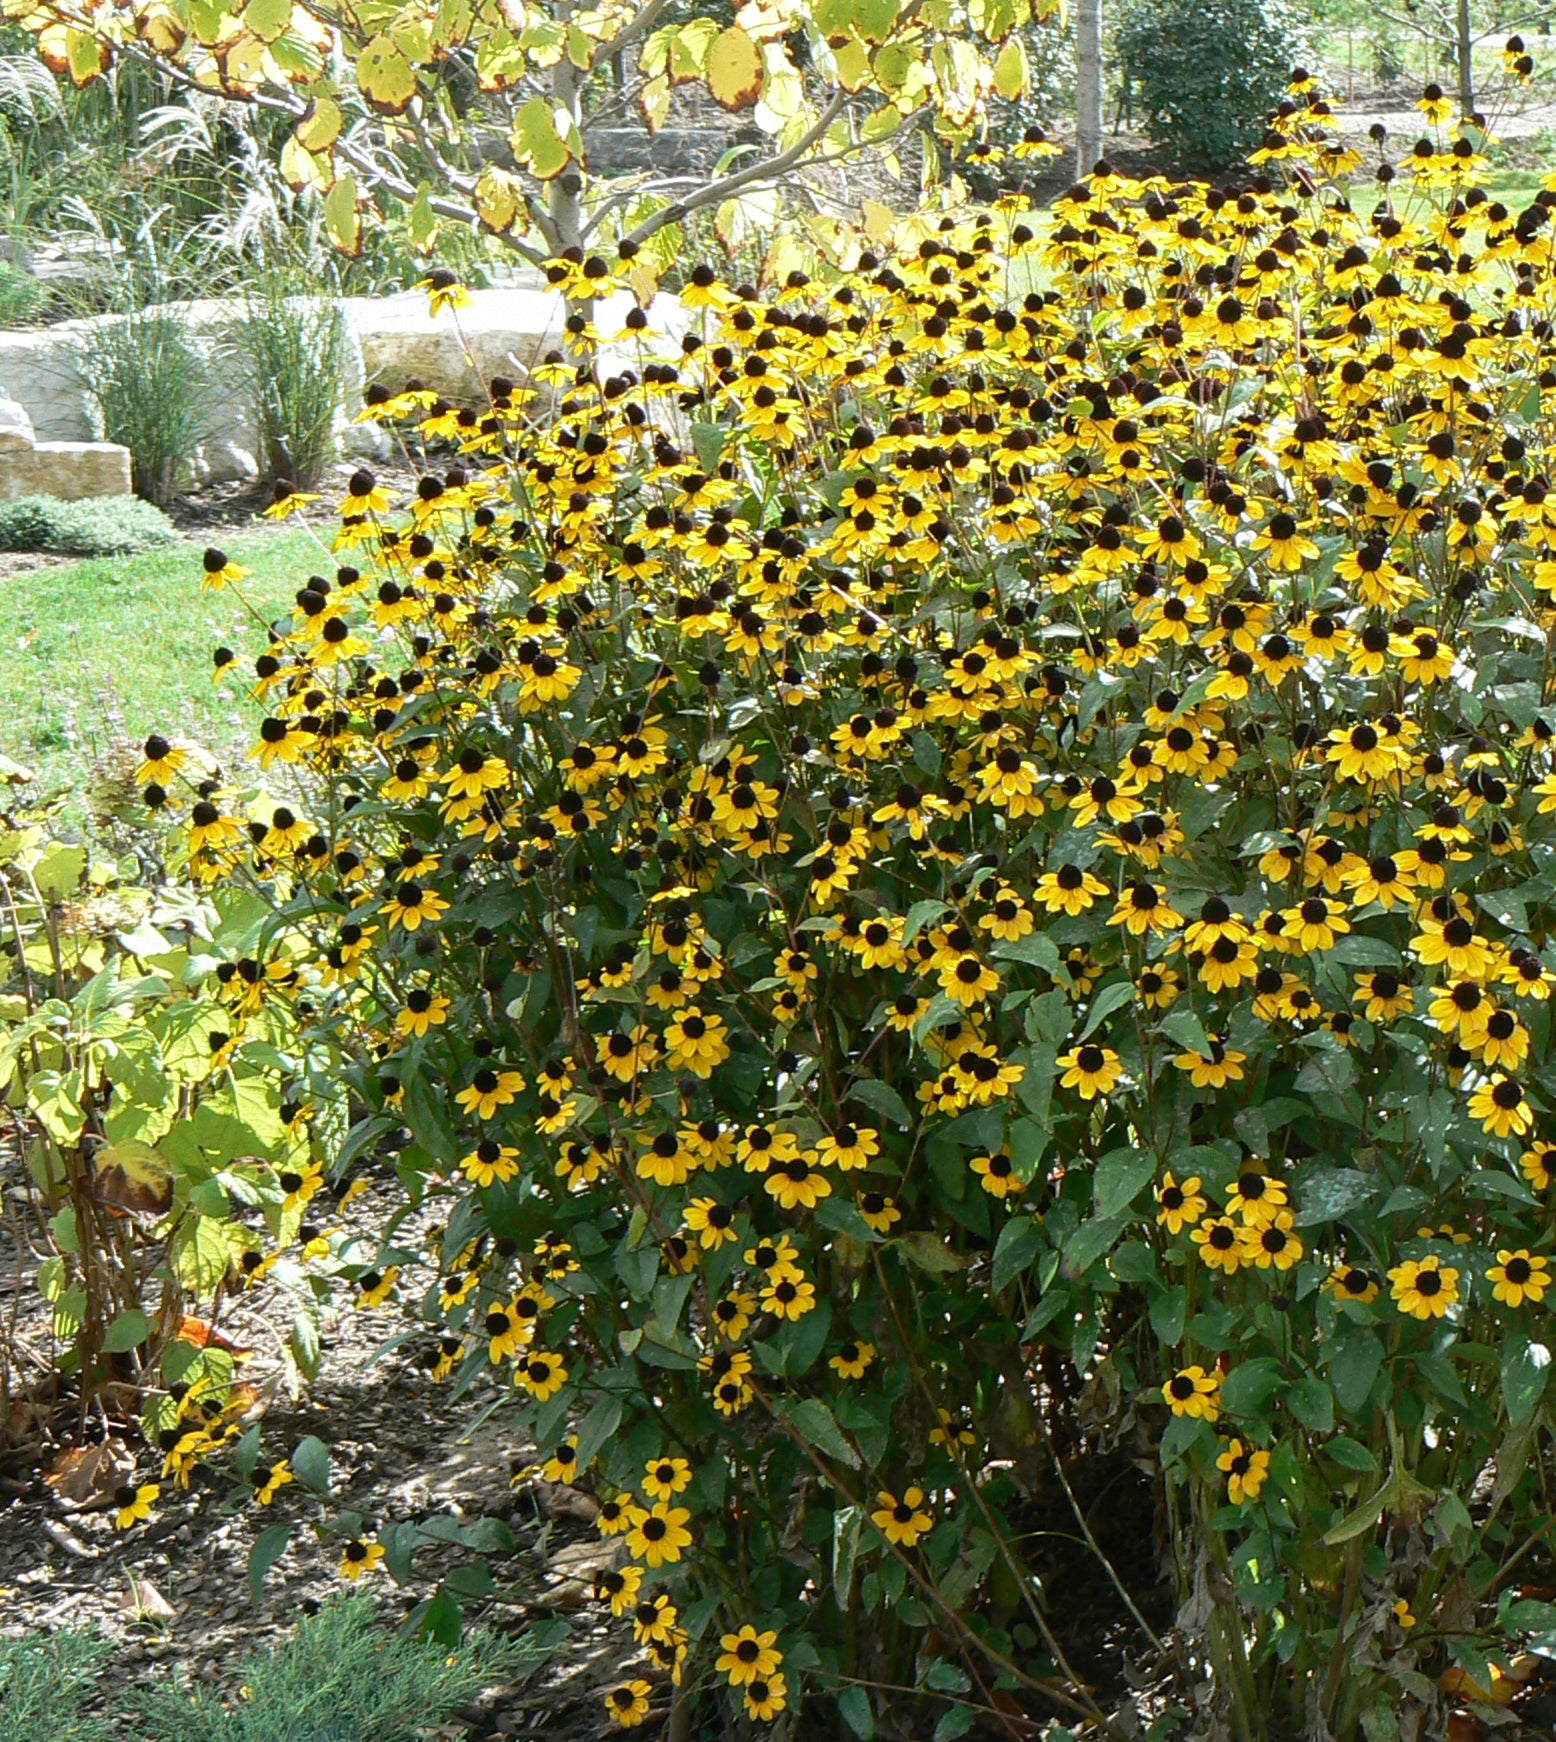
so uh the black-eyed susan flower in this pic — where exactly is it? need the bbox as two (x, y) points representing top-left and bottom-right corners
(830, 1338), (876, 1378)
(642, 1455), (693, 1501)
(1056, 1043), (1123, 1099)
(1162, 1365), (1220, 1421)
(255, 1461), (294, 1505)
(716, 1624), (783, 1687)
(603, 1681), (653, 1728)
(1487, 1249), (1550, 1307)
(115, 1481), (160, 1528)
(1156, 1171), (1206, 1234)
(870, 1486), (932, 1546)
(625, 1501), (693, 1567)
(338, 1536), (385, 1579)
(1217, 1439), (1270, 1504)
(1389, 1254), (1461, 1318)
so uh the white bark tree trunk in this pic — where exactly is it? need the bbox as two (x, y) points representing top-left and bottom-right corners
(1075, 0), (1104, 178)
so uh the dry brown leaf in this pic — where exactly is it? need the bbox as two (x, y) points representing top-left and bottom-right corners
(44, 1439), (132, 1510)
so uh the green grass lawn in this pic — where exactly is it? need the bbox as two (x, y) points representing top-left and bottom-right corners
(0, 527), (318, 816)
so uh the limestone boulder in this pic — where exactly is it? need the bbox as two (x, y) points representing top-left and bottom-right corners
(0, 393), (34, 451)
(347, 285), (689, 401)
(0, 441), (131, 502)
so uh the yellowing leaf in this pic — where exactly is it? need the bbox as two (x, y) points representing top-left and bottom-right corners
(241, 0), (293, 44)
(432, 0), (473, 51)
(474, 164), (522, 232)
(510, 94), (571, 178)
(135, 4), (187, 55)
(831, 38), (871, 91)
(357, 32), (417, 114)
(65, 27), (109, 86)
(294, 95), (341, 152)
(280, 135), (330, 191)
(706, 24), (762, 110)
(408, 183), (438, 253)
(639, 72), (670, 134)
(992, 33), (1028, 99)
(323, 173), (362, 256)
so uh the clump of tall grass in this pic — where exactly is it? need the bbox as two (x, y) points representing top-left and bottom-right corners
(228, 268), (348, 490)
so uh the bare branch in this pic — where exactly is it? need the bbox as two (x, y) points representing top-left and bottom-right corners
(618, 90), (849, 245)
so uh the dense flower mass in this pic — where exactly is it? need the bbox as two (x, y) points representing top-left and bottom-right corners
(137, 76), (1556, 1735)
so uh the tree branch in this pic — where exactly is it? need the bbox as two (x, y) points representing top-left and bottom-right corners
(617, 89), (849, 245)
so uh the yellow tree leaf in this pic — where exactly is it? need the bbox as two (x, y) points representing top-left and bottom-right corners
(135, 5), (187, 56)
(432, 0), (472, 51)
(242, 0), (293, 45)
(992, 33), (1027, 98)
(280, 134), (330, 190)
(408, 183), (439, 253)
(831, 38), (870, 91)
(474, 164), (522, 231)
(323, 173), (362, 256)
(295, 95), (342, 151)
(510, 94), (571, 179)
(65, 27), (109, 85)
(639, 72), (670, 134)
(706, 24), (763, 110)
(357, 32), (417, 113)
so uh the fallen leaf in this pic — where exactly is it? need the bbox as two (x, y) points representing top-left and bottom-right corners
(118, 1576), (176, 1622)
(44, 1439), (132, 1510)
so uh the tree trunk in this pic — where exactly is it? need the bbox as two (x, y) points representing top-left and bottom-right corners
(1075, 0), (1104, 178)
(1455, 0), (1474, 117)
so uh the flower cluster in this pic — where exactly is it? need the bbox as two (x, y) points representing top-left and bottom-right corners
(140, 71), (1556, 1733)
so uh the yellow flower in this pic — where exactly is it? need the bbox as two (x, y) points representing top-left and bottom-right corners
(642, 1456), (693, 1500)
(663, 1007), (730, 1076)
(1162, 1365), (1221, 1420)
(742, 1672), (788, 1721)
(1388, 1255), (1461, 1319)
(625, 1502), (693, 1567)
(114, 1482), (160, 1528)
(1487, 1248), (1551, 1307)
(717, 1624), (783, 1687)
(1216, 1439), (1270, 1504)
(1156, 1171), (1206, 1234)
(830, 1338), (876, 1378)
(255, 1462), (294, 1505)
(1172, 1041), (1246, 1088)
(603, 1681), (653, 1728)
(1467, 1074), (1533, 1139)
(1056, 1043), (1123, 1099)
(969, 1152), (1021, 1198)
(871, 1485), (932, 1546)
(338, 1537), (385, 1580)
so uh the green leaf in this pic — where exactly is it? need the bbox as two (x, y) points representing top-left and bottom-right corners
(1328, 1332), (1384, 1413)
(1501, 1336), (1549, 1426)
(1321, 1435), (1378, 1473)
(902, 899), (949, 946)
(573, 1395), (623, 1475)
(1079, 978), (1135, 1039)
(991, 933), (1061, 973)
(1061, 1214), (1125, 1278)
(832, 1503), (863, 1603)
(1094, 1147), (1156, 1218)
(847, 1076), (913, 1128)
(839, 1685), (875, 1739)
(290, 1433), (331, 1494)
(101, 1307), (150, 1353)
(992, 1215), (1043, 1291)
(1286, 1376), (1335, 1434)
(1156, 1008), (1213, 1058)
(248, 1523), (294, 1606)
(782, 1397), (860, 1467)
(1220, 1357), (1285, 1418)
(233, 1424), (262, 1482)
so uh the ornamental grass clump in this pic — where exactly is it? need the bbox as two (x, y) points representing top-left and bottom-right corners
(128, 74), (1556, 1740)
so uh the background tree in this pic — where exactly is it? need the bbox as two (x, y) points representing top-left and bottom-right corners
(1073, 0), (1102, 173)
(0, 0), (1054, 280)
(1115, 0), (1310, 174)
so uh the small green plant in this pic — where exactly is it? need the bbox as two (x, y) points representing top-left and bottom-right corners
(228, 271), (348, 490)
(0, 258), (44, 326)
(0, 1629), (113, 1742)
(130, 1595), (520, 1742)
(0, 493), (177, 556)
